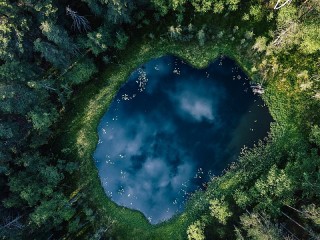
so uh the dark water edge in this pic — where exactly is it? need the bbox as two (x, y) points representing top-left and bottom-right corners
(93, 55), (273, 224)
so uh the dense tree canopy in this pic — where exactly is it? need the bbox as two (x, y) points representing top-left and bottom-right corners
(0, 0), (319, 239)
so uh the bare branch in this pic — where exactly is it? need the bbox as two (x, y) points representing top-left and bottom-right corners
(66, 6), (90, 32)
(274, 0), (293, 10)
(0, 214), (24, 230)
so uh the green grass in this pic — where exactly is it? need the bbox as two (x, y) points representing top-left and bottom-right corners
(55, 34), (268, 239)
(54, 17), (318, 237)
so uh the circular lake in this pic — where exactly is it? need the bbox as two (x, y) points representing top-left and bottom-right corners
(93, 55), (272, 224)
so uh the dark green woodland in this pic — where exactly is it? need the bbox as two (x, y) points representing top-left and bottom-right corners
(0, 0), (320, 239)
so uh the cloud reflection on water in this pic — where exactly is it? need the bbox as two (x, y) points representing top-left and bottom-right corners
(93, 56), (272, 224)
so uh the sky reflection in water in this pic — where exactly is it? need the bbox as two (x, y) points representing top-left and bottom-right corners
(93, 56), (272, 224)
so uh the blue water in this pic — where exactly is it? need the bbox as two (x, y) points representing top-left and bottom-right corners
(93, 56), (272, 224)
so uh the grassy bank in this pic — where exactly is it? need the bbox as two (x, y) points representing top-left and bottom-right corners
(56, 35), (267, 238)
(2, 0), (319, 239)
(55, 19), (318, 238)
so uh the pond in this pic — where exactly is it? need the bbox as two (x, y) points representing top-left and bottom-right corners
(93, 55), (273, 224)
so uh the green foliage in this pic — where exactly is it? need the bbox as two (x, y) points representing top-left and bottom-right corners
(40, 21), (76, 54)
(197, 29), (206, 46)
(32, 0), (58, 19)
(276, 5), (298, 27)
(0, 61), (38, 83)
(299, 23), (320, 54)
(272, 2), (320, 54)
(27, 107), (59, 132)
(63, 58), (98, 86)
(0, 83), (38, 114)
(249, 5), (264, 22)
(233, 189), (251, 209)
(234, 226), (245, 240)
(168, 25), (182, 40)
(114, 30), (129, 50)
(151, 0), (170, 15)
(0, 123), (14, 139)
(29, 193), (75, 227)
(252, 36), (268, 52)
(240, 212), (283, 240)
(0, 1), (30, 61)
(187, 220), (205, 240)
(192, 0), (214, 13)
(84, 26), (111, 55)
(34, 38), (70, 69)
(254, 165), (293, 211)
(209, 198), (232, 224)
(1, 0), (320, 239)
(4, 154), (63, 208)
(244, 30), (254, 40)
(104, 0), (135, 24)
(301, 204), (320, 226)
(192, 0), (240, 13)
(310, 125), (320, 146)
(151, 0), (240, 14)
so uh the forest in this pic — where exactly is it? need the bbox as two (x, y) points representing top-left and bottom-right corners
(0, 0), (320, 239)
